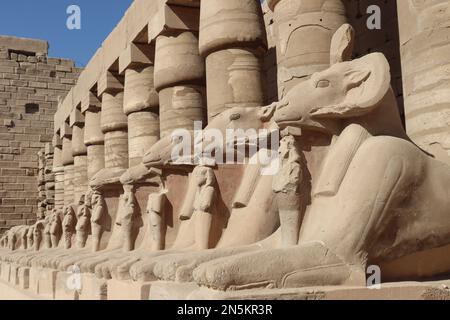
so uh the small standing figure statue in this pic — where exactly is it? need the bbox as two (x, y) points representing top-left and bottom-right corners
(43, 214), (53, 249)
(75, 192), (91, 249)
(0, 235), (5, 248)
(26, 226), (34, 250)
(50, 209), (62, 248)
(33, 222), (44, 251)
(62, 205), (77, 249)
(37, 203), (46, 220)
(7, 230), (16, 251)
(21, 227), (29, 250)
(147, 176), (168, 251)
(90, 191), (106, 252)
(119, 185), (139, 252)
(272, 131), (304, 247)
(192, 166), (217, 250)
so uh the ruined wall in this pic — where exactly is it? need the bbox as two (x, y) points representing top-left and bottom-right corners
(0, 36), (81, 234)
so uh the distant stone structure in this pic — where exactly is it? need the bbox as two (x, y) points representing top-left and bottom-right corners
(0, 0), (449, 301)
(0, 36), (81, 234)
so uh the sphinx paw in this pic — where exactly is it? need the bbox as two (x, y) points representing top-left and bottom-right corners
(129, 260), (157, 282)
(113, 258), (141, 280)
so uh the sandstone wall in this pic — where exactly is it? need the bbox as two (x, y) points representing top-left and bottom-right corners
(0, 36), (81, 234)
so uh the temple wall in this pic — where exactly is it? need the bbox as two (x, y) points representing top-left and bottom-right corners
(0, 36), (80, 234)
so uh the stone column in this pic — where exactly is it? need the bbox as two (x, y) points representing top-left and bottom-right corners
(154, 32), (206, 138)
(52, 135), (64, 210)
(44, 143), (55, 211)
(70, 108), (88, 203)
(82, 92), (105, 181)
(61, 123), (75, 206)
(98, 71), (128, 173)
(267, 0), (347, 97)
(199, 0), (267, 120)
(398, 0), (450, 164)
(120, 43), (160, 167)
(37, 150), (46, 208)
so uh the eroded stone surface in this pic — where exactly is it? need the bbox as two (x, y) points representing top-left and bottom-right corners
(1, 0), (450, 301)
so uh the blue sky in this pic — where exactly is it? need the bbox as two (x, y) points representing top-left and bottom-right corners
(0, 1), (133, 67)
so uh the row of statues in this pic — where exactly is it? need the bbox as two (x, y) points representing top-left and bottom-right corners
(0, 0), (449, 298)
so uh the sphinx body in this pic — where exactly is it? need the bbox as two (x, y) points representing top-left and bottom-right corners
(189, 26), (450, 291)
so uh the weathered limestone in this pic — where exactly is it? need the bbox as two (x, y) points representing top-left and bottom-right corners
(199, 0), (267, 120)
(155, 32), (206, 138)
(267, 0), (347, 97)
(398, 0), (450, 164)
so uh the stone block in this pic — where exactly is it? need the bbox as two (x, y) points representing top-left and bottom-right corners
(0, 36), (48, 54)
(78, 274), (107, 300)
(18, 267), (30, 290)
(107, 279), (152, 300)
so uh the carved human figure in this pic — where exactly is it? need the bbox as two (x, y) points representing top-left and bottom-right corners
(0, 235), (5, 248)
(90, 191), (106, 252)
(272, 132), (304, 246)
(7, 230), (16, 251)
(21, 227), (30, 250)
(33, 222), (44, 251)
(37, 203), (46, 220)
(49, 209), (63, 248)
(26, 226), (34, 250)
(118, 185), (139, 252)
(62, 205), (77, 249)
(147, 177), (168, 251)
(191, 166), (217, 250)
(43, 214), (52, 249)
(75, 193), (92, 249)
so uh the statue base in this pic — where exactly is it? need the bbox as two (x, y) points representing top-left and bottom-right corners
(0, 261), (450, 300)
